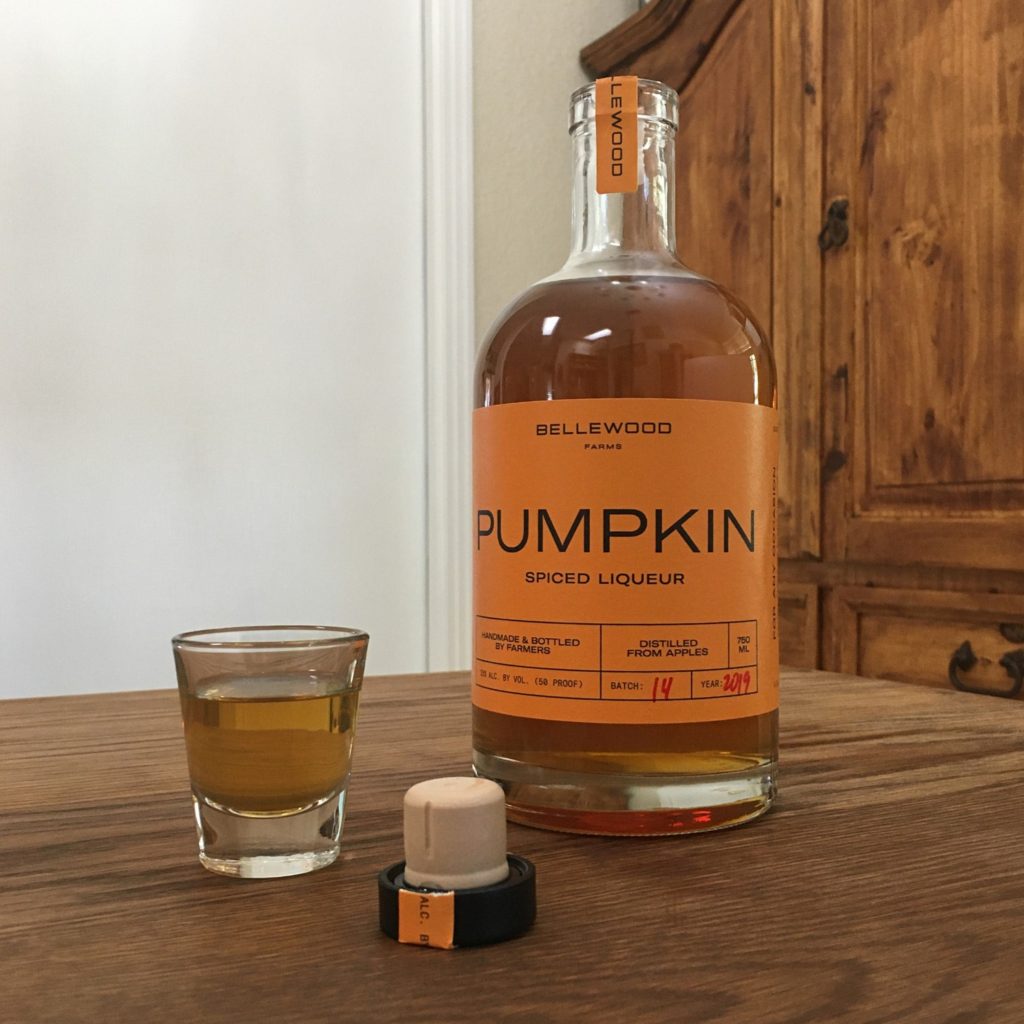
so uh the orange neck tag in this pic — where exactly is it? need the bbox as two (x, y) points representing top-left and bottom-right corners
(397, 888), (456, 949)
(595, 76), (639, 194)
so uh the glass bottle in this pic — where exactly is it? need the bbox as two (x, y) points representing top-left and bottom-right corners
(472, 79), (778, 835)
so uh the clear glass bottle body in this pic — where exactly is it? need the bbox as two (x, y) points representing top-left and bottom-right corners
(473, 81), (778, 835)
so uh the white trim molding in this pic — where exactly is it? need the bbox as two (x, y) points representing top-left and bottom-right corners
(423, 0), (473, 670)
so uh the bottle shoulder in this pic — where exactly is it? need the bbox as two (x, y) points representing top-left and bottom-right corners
(479, 273), (770, 355)
(476, 273), (775, 408)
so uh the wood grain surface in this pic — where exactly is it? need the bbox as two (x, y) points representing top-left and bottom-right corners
(2, 670), (1024, 1023)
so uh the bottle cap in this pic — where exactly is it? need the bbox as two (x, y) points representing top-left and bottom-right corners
(378, 777), (536, 949)
(404, 777), (509, 889)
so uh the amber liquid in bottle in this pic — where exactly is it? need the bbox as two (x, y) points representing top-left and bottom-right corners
(473, 81), (778, 835)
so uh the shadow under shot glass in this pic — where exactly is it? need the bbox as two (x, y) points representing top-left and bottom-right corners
(172, 626), (369, 879)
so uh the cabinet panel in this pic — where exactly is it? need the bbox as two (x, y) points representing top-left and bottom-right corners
(860, 0), (1024, 504)
(823, 0), (1024, 570)
(826, 586), (1024, 697)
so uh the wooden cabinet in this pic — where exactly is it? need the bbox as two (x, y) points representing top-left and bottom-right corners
(584, 0), (1024, 693)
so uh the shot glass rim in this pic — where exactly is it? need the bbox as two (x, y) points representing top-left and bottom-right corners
(172, 624), (369, 651)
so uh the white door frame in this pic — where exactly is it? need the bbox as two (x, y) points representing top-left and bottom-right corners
(423, 0), (473, 670)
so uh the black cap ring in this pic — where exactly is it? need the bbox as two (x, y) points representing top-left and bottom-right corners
(378, 854), (536, 948)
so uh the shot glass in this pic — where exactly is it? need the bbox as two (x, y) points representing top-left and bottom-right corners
(172, 625), (369, 879)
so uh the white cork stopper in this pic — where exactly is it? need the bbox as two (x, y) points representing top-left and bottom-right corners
(402, 777), (511, 890)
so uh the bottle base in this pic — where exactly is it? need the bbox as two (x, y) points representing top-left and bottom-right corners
(473, 752), (776, 836)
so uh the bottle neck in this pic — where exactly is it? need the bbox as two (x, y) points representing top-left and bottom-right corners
(564, 120), (678, 272)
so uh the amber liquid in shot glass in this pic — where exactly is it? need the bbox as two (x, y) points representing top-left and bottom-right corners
(181, 675), (359, 814)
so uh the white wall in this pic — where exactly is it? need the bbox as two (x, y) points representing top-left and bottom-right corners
(473, 0), (635, 341)
(0, 1), (426, 697)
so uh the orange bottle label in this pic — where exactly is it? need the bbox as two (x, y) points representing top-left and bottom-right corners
(595, 76), (638, 194)
(472, 398), (778, 725)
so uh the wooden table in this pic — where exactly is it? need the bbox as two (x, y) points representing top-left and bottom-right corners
(3, 670), (1023, 1023)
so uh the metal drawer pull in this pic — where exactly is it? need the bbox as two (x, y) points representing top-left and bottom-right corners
(948, 640), (1024, 699)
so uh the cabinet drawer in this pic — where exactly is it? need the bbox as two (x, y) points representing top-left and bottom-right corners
(827, 587), (1024, 697)
(779, 583), (818, 669)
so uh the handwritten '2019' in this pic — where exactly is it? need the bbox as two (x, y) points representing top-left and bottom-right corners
(722, 670), (753, 694)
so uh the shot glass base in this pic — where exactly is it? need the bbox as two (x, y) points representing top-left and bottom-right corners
(200, 847), (339, 879)
(192, 790), (346, 879)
